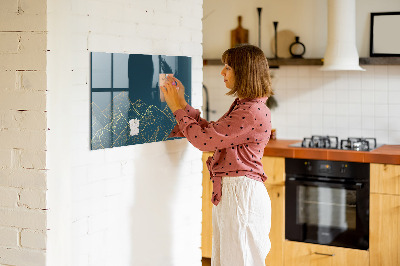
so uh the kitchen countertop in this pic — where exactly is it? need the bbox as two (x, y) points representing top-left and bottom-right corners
(263, 139), (400, 165)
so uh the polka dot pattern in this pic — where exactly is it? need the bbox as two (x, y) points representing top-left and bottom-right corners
(170, 97), (272, 206)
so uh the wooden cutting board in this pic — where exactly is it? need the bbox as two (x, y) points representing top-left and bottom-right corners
(231, 16), (249, 48)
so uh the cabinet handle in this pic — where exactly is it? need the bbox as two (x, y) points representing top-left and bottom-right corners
(314, 252), (335, 257)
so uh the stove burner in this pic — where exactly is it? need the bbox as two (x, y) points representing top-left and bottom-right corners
(295, 136), (378, 151)
(301, 135), (339, 149)
(340, 137), (377, 151)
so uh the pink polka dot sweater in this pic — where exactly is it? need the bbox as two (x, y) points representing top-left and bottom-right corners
(169, 97), (272, 206)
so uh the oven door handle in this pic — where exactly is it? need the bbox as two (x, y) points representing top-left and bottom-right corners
(287, 177), (364, 189)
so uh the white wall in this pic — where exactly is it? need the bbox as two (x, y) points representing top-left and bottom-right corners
(46, 0), (203, 266)
(204, 0), (326, 59)
(203, 0), (400, 58)
(203, 0), (400, 145)
(0, 0), (48, 265)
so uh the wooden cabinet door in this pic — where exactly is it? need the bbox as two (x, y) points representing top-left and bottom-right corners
(370, 193), (400, 266)
(284, 241), (369, 266)
(264, 184), (284, 266)
(201, 152), (213, 258)
(370, 163), (400, 195)
(262, 156), (285, 186)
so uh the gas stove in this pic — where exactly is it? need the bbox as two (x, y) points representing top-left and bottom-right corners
(289, 135), (381, 151)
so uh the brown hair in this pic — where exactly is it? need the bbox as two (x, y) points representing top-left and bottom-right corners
(221, 44), (273, 99)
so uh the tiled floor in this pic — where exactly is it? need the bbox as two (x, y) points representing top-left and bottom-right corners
(202, 257), (211, 266)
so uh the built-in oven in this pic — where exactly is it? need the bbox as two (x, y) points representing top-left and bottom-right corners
(285, 158), (369, 250)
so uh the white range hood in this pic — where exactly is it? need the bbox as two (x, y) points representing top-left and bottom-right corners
(320, 0), (365, 71)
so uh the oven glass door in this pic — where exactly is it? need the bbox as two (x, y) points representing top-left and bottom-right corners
(299, 185), (356, 229)
(286, 179), (369, 250)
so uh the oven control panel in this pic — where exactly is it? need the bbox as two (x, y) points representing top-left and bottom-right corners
(286, 158), (369, 180)
(318, 162), (332, 173)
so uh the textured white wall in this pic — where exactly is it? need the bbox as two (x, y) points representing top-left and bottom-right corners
(0, 0), (48, 265)
(46, 0), (203, 266)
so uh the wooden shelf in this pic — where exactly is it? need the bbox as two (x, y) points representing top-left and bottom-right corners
(203, 58), (323, 67)
(359, 57), (400, 65)
(268, 58), (322, 67)
(203, 57), (400, 67)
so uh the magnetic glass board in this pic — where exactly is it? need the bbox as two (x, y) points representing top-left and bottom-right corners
(90, 52), (192, 150)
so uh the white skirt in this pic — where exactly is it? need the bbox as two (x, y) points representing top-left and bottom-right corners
(212, 176), (271, 266)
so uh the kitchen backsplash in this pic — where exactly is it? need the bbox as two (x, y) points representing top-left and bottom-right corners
(203, 65), (400, 144)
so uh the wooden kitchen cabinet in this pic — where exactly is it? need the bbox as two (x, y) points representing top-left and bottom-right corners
(261, 156), (285, 186)
(370, 163), (400, 266)
(201, 154), (286, 266)
(284, 241), (369, 266)
(264, 184), (285, 266)
(370, 193), (400, 266)
(202, 152), (213, 258)
(262, 156), (285, 266)
(370, 163), (400, 195)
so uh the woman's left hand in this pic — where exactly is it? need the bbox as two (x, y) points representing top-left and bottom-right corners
(161, 77), (185, 113)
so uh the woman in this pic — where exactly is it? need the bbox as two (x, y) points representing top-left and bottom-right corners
(161, 44), (273, 266)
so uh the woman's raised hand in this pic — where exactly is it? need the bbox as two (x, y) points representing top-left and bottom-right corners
(161, 76), (186, 113)
(169, 76), (187, 108)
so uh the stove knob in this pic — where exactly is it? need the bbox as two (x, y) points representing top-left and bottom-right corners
(305, 162), (312, 171)
(340, 164), (347, 174)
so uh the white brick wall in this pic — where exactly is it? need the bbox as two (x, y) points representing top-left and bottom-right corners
(47, 1), (203, 266)
(0, 248), (46, 266)
(0, 187), (19, 208)
(21, 229), (47, 250)
(0, 0), (48, 265)
(0, 227), (19, 247)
